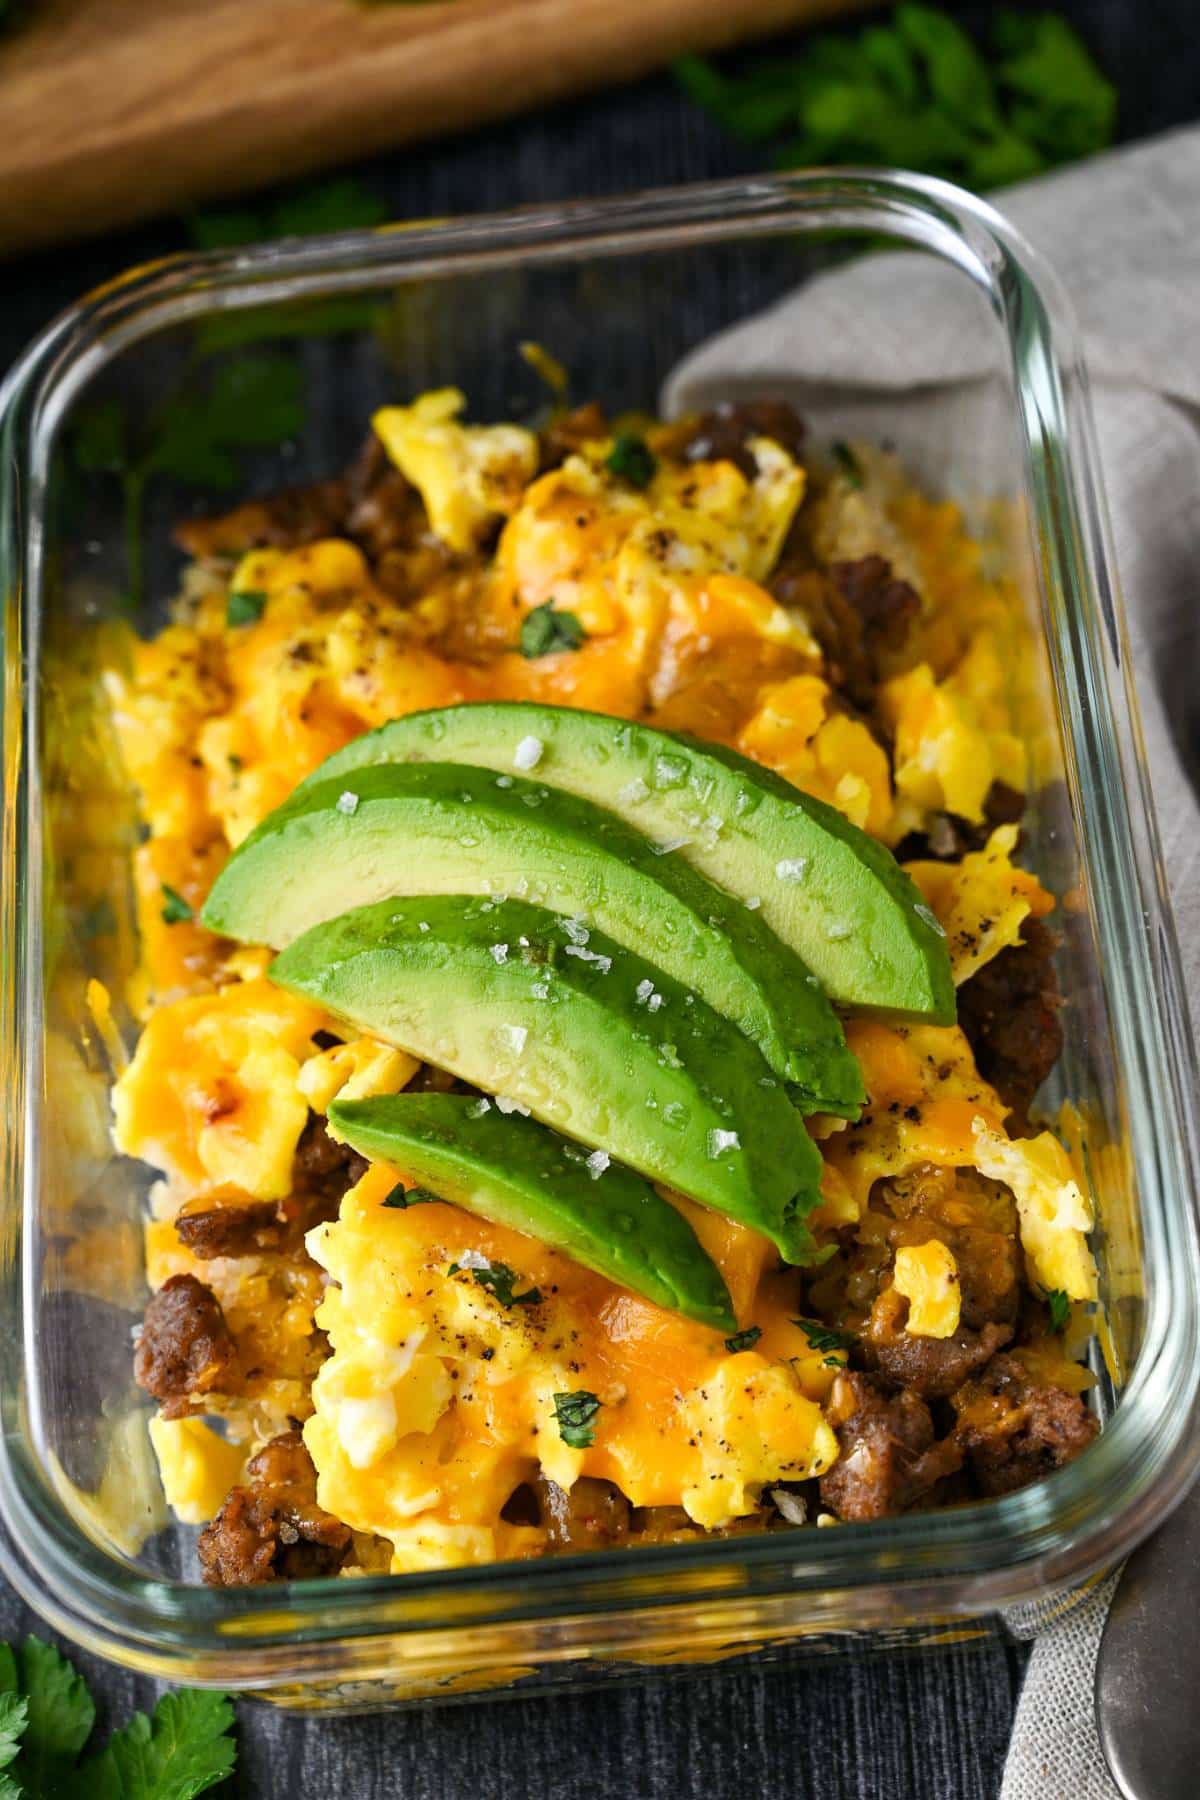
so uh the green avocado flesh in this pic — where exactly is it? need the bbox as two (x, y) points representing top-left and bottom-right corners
(327, 1092), (736, 1331)
(202, 762), (863, 1115)
(272, 896), (825, 1262)
(297, 701), (955, 1023)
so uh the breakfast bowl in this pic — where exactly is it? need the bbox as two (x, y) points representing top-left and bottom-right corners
(1, 171), (1198, 1707)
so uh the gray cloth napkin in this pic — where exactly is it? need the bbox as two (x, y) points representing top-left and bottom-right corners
(667, 127), (1200, 1799)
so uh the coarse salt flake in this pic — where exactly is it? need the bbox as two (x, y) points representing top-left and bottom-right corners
(745, 896), (762, 911)
(468, 1098), (492, 1117)
(635, 979), (655, 1004)
(563, 917), (590, 945)
(775, 857), (808, 882)
(653, 836), (692, 856)
(513, 735), (544, 771)
(914, 902), (947, 937)
(335, 790), (359, 816)
(501, 1023), (528, 1054)
(707, 1128), (740, 1158)
(619, 777), (651, 805)
(564, 945), (612, 972)
(586, 1150), (610, 1179)
(495, 1095), (531, 1116)
(491, 943), (509, 964)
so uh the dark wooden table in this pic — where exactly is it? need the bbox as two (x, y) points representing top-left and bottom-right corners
(2, 3), (1192, 1793)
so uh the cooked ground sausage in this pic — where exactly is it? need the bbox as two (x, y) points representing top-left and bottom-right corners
(175, 1195), (288, 1259)
(952, 1353), (1098, 1496)
(818, 1371), (963, 1521)
(174, 431), (426, 567)
(538, 402), (610, 472)
(676, 399), (807, 476)
(293, 1112), (369, 1216)
(197, 1430), (352, 1585)
(770, 553), (920, 712)
(958, 917), (1063, 1134)
(134, 1273), (239, 1419)
(864, 1286), (1014, 1398)
(534, 1476), (631, 1551)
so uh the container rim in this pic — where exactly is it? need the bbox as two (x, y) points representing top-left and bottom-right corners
(2, 167), (1199, 1685)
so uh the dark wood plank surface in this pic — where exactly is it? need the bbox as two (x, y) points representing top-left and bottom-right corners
(1, 3), (1194, 1793)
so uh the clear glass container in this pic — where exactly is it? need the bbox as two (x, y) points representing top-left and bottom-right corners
(2, 171), (1198, 1707)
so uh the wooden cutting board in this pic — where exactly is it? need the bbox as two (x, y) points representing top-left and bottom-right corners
(0, 0), (868, 257)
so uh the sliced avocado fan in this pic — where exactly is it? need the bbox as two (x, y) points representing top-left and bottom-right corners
(202, 762), (864, 1116)
(271, 895), (825, 1263)
(294, 700), (954, 1022)
(327, 1092), (736, 1331)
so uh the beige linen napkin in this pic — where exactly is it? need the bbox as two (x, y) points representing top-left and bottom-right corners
(668, 128), (1200, 1799)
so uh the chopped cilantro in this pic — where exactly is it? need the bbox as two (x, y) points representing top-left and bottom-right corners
(226, 588), (268, 628)
(831, 440), (863, 487)
(553, 1390), (602, 1449)
(0, 1634), (235, 1798)
(674, 6), (1115, 193)
(605, 433), (657, 489)
(793, 1318), (857, 1357)
(382, 1183), (440, 1208)
(518, 602), (587, 659)
(1047, 1288), (1071, 1333)
(724, 1325), (762, 1354)
(450, 1259), (541, 1308)
(159, 885), (193, 926)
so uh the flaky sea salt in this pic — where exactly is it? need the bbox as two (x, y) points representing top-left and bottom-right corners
(744, 895), (762, 911)
(706, 1128), (740, 1158)
(618, 777), (651, 805)
(635, 978), (655, 1004)
(500, 1023), (528, 1055)
(467, 1097), (492, 1117)
(490, 943), (509, 964)
(495, 1095), (531, 1116)
(914, 902), (947, 937)
(563, 917), (590, 945)
(564, 945), (612, 972)
(335, 790), (359, 816)
(513, 735), (544, 771)
(775, 857), (808, 882)
(653, 836), (692, 856)
(585, 1150), (610, 1180)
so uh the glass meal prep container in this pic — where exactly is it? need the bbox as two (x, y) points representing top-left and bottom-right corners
(1, 170), (1199, 1708)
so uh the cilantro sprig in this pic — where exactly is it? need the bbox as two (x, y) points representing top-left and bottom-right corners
(724, 1325), (762, 1354)
(518, 602), (588, 659)
(72, 355), (304, 609)
(605, 434), (657, 489)
(1046, 1288), (1071, 1333)
(0, 1635), (235, 1799)
(553, 1390), (602, 1449)
(675, 6), (1115, 192)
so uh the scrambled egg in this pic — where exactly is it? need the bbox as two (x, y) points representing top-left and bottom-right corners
(304, 1166), (837, 1568)
(892, 1241), (961, 1338)
(106, 391), (1100, 1564)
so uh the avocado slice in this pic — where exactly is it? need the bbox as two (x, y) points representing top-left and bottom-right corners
(202, 762), (864, 1115)
(295, 701), (954, 1022)
(271, 895), (825, 1262)
(326, 1092), (736, 1331)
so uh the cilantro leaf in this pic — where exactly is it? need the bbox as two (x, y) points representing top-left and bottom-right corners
(160, 885), (193, 926)
(468, 1262), (541, 1309)
(17, 1636), (96, 1792)
(0, 1693), (28, 1772)
(793, 1318), (857, 1357)
(553, 1390), (602, 1449)
(518, 602), (587, 659)
(382, 1183), (440, 1208)
(83, 1689), (236, 1800)
(226, 589), (268, 628)
(1047, 1288), (1071, 1333)
(724, 1326), (762, 1354)
(605, 434), (657, 489)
